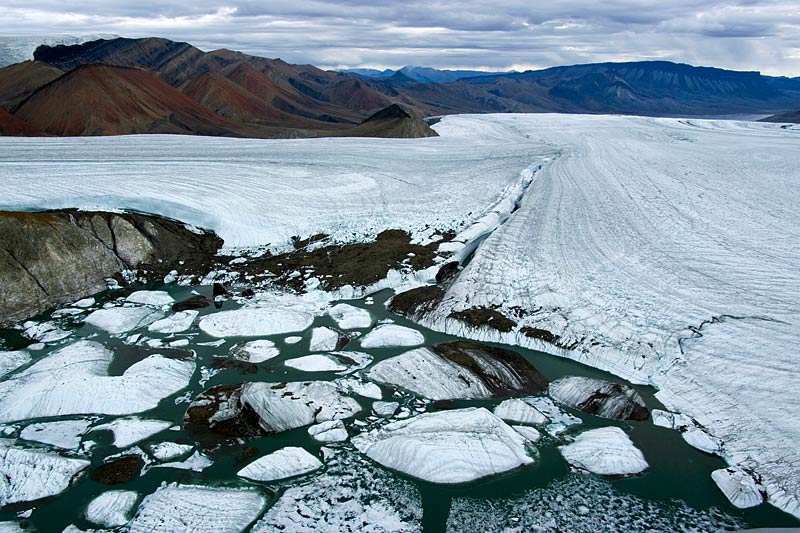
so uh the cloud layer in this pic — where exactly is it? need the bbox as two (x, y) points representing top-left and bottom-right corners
(1, 0), (798, 75)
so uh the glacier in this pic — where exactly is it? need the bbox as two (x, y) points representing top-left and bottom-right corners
(0, 113), (798, 516)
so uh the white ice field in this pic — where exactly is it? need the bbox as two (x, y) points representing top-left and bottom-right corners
(0, 114), (798, 517)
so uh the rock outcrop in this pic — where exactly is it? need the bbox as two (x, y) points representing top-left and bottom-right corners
(0, 210), (221, 325)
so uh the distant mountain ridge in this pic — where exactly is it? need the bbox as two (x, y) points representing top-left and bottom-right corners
(0, 35), (798, 138)
(343, 65), (513, 83)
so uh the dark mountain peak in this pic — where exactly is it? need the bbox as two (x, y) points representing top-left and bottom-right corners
(362, 104), (412, 123)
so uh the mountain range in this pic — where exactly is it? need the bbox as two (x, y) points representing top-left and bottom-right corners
(0, 36), (797, 138)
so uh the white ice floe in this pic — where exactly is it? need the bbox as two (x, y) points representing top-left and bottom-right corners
(512, 425), (542, 443)
(238, 447), (322, 482)
(493, 398), (549, 425)
(285, 354), (348, 373)
(0, 351), (29, 379)
(336, 378), (383, 400)
(126, 483), (266, 533)
(651, 409), (694, 430)
(711, 467), (763, 508)
(74, 298), (96, 308)
(559, 427), (648, 476)
(126, 291), (174, 306)
(308, 420), (348, 442)
(0, 439), (90, 506)
(241, 381), (361, 433)
(681, 427), (722, 455)
(151, 451), (213, 472)
(309, 327), (341, 351)
(352, 407), (533, 484)
(93, 418), (172, 448)
(21, 321), (71, 343)
(253, 451), (421, 532)
(148, 442), (194, 461)
(0, 522), (24, 532)
(329, 304), (372, 329)
(85, 490), (139, 528)
(148, 311), (198, 334)
(231, 340), (279, 363)
(19, 419), (92, 450)
(359, 325), (424, 349)
(84, 307), (164, 334)
(549, 377), (648, 421)
(373, 401), (399, 417)
(198, 307), (313, 337)
(284, 336), (302, 344)
(0, 340), (194, 423)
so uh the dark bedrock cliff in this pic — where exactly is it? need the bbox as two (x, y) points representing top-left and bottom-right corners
(0, 210), (222, 325)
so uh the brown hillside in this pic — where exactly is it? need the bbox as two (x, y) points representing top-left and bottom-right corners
(0, 61), (64, 110)
(0, 108), (43, 136)
(14, 64), (249, 137)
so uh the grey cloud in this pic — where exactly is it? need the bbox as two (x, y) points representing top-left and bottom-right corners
(0, 0), (797, 75)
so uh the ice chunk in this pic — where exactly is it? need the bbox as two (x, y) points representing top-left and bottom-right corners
(308, 420), (348, 442)
(329, 304), (372, 329)
(651, 409), (693, 430)
(336, 378), (383, 399)
(93, 418), (172, 448)
(148, 442), (194, 461)
(373, 401), (399, 417)
(682, 427), (722, 455)
(549, 377), (649, 421)
(253, 451), (421, 532)
(84, 307), (164, 334)
(75, 298), (96, 308)
(493, 398), (549, 425)
(512, 425), (542, 443)
(0, 522), (24, 532)
(0, 340), (194, 423)
(152, 451), (213, 472)
(126, 291), (174, 306)
(238, 447), (322, 481)
(241, 381), (361, 433)
(285, 354), (348, 372)
(0, 351), (30, 379)
(126, 483), (266, 533)
(198, 307), (313, 337)
(360, 325), (424, 349)
(231, 340), (279, 363)
(0, 439), (90, 505)
(522, 396), (582, 436)
(22, 321), (71, 343)
(352, 407), (533, 484)
(85, 490), (138, 527)
(148, 310), (198, 334)
(309, 327), (341, 352)
(711, 467), (763, 508)
(19, 419), (92, 450)
(284, 336), (302, 344)
(559, 427), (648, 476)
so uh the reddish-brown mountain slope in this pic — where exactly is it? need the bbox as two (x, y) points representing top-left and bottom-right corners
(14, 64), (250, 137)
(0, 61), (64, 110)
(0, 108), (43, 136)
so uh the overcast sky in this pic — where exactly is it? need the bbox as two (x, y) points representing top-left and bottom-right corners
(1, 0), (798, 76)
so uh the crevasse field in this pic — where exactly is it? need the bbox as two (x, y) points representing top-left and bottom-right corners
(0, 114), (798, 530)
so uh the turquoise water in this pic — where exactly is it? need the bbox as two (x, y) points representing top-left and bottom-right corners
(0, 284), (798, 532)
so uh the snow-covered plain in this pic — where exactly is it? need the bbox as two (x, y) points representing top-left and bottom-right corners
(0, 113), (798, 516)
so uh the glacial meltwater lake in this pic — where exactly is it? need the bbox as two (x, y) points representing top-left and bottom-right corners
(0, 284), (797, 532)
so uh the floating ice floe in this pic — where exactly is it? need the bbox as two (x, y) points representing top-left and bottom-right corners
(0, 439), (90, 506)
(0, 341), (194, 423)
(711, 467), (763, 508)
(93, 418), (172, 448)
(681, 427), (722, 455)
(252, 451), (421, 532)
(559, 427), (648, 476)
(19, 419), (92, 450)
(74, 298), (96, 308)
(549, 377), (649, 421)
(352, 407), (533, 484)
(309, 327), (341, 351)
(0, 522), (25, 532)
(359, 325), (424, 349)
(126, 291), (174, 306)
(367, 342), (547, 400)
(148, 442), (194, 461)
(238, 447), (322, 482)
(198, 307), (313, 338)
(521, 396), (582, 436)
(148, 311), (198, 334)
(336, 378), (383, 400)
(651, 409), (693, 430)
(126, 483), (266, 533)
(21, 321), (71, 343)
(329, 304), (372, 329)
(0, 350), (30, 379)
(231, 339), (279, 363)
(152, 450), (213, 472)
(84, 307), (164, 334)
(284, 336), (302, 344)
(285, 351), (372, 374)
(241, 381), (361, 433)
(308, 420), (348, 442)
(85, 490), (139, 528)
(512, 425), (542, 443)
(373, 401), (400, 417)
(493, 398), (549, 425)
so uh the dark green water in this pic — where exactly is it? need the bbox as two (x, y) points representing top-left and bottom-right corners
(0, 285), (797, 532)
